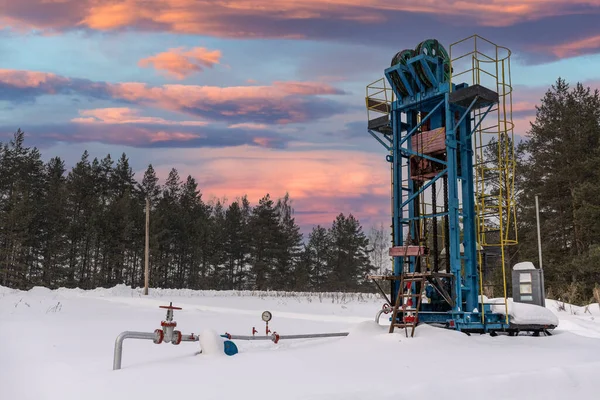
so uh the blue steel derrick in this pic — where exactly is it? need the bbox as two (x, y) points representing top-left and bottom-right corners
(366, 37), (507, 333)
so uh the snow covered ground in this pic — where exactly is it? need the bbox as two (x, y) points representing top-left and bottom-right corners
(2, 285), (600, 400)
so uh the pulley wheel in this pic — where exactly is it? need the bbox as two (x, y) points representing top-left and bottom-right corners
(414, 39), (451, 87)
(391, 49), (416, 67)
(390, 49), (416, 97)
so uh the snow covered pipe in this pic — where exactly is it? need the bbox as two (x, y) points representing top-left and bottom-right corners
(222, 332), (349, 343)
(113, 330), (198, 370)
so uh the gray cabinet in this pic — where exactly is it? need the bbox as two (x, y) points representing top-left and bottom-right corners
(511, 262), (545, 307)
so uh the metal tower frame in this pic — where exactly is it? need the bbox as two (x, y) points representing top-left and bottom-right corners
(366, 36), (516, 333)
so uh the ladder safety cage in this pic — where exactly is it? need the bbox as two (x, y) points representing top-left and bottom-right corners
(365, 35), (518, 334)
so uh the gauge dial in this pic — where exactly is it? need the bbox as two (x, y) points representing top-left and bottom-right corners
(261, 311), (272, 322)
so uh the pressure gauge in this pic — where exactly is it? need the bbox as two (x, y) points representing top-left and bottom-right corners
(262, 311), (272, 322)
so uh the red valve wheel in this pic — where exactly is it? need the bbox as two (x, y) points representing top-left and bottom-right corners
(159, 302), (182, 310)
(382, 303), (391, 314)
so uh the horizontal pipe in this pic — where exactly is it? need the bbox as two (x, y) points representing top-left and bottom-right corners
(223, 335), (273, 341)
(222, 332), (349, 342)
(277, 333), (348, 340)
(113, 331), (159, 371)
(181, 334), (199, 342)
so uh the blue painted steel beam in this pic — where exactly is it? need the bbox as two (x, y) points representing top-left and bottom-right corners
(369, 47), (506, 332)
(406, 62), (425, 93)
(399, 99), (446, 146)
(399, 148), (447, 166)
(468, 103), (495, 139)
(401, 211), (449, 221)
(444, 92), (463, 313)
(368, 130), (391, 150)
(459, 103), (479, 313)
(400, 168), (448, 210)
(455, 96), (479, 128)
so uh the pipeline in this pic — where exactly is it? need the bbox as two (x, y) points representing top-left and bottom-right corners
(222, 331), (349, 344)
(113, 331), (158, 370)
(113, 330), (199, 370)
(113, 303), (202, 370)
(113, 306), (350, 371)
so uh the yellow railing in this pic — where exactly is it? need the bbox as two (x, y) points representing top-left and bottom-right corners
(366, 77), (394, 121)
(449, 35), (518, 325)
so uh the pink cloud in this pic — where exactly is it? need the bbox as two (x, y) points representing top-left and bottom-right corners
(162, 145), (387, 201)
(3, 0), (599, 37)
(538, 34), (600, 58)
(149, 145), (391, 228)
(42, 125), (206, 146)
(229, 123), (269, 130)
(104, 80), (345, 122)
(71, 107), (208, 126)
(0, 69), (346, 124)
(0, 69), (69, 89)
(138, 47), (222, 80)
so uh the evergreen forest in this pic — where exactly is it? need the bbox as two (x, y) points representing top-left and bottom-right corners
(1, 78), (599, 305)
(0, 131), (377, 292)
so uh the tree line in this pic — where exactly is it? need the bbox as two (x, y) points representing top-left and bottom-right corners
(0, 130), (378, 292)
(510, 78), (600, 305)
(481, 78), (600, 305)
(3, 77), (598, 305)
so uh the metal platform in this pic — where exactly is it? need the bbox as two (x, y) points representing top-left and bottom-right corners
(449, 83), (499, 109)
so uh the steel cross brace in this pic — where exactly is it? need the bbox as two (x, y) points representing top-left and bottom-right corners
(454, 95), (479, 131)
(400, 168), (448, 210)
(399, 147), (447, 166)
(368, 129), (392, 150)
(407, 54), (440, 88)
(468, 103), (495, 139)
(399, 99), (446, 147)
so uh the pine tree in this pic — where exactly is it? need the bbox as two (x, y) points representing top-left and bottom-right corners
(207, 198), (227, 288)
(305, 225), (332, 291)
(273, 193), (303, 290)
(516, 78), (600, 300)
(0, 131), (381, 293)
(249, 194), (280, 290)
(104, 153), (137, 286)
(154, 168), (182, 288)
(0, 129), (45, 288)
(39, 157), (69, 287)
(327, 213), (375, 292)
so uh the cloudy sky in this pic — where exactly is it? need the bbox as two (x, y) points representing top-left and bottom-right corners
(1, 0), (599, 234)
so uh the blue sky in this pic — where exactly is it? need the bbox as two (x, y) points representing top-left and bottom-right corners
(1, 0), (599, 234)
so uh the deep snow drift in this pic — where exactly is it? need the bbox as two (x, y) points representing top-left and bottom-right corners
(2, 284), (600, 400)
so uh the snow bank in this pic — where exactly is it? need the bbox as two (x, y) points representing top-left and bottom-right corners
(198, 329), (227, 357)
(347, 320), (388, 337)
(2, 284), (600, 400)
(50, 283), (381, 303)
(488, 297), (559, 326)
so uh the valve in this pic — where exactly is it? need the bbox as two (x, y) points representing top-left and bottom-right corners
(262, 311), (272, 335)
(252, 327), (258, 336)
(113, 303), (201, 371)
(159, 302), (180, 343)
(382, 303), (391, 314)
